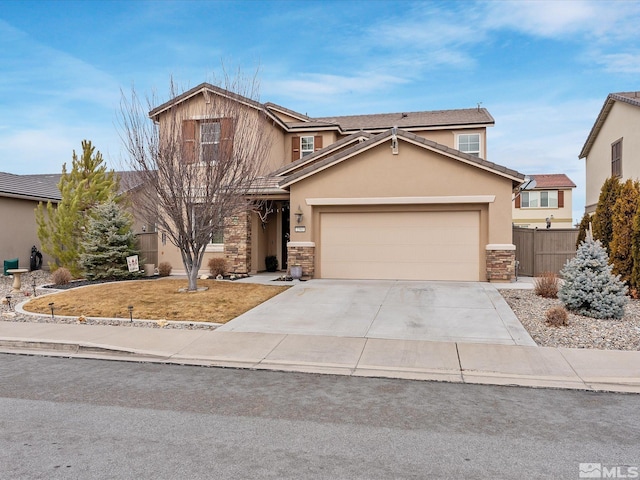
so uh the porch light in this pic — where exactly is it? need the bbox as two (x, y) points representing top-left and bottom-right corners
(295, 206), (304, 224)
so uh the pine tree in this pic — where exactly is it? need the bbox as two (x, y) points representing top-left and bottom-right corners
(592, 177), (621, 254)
(559, 235), (627, 319)
(36, 140), (119, 276)
(79, 200), (140, 280)
(630, 206), (640, 290)
(576, 212), (591, 249)
(609, 179), (639, 284)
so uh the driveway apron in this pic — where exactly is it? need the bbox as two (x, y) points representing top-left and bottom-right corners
(218, 280), (535, 346)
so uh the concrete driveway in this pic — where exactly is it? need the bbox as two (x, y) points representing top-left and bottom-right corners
(218, 280), (536, 346)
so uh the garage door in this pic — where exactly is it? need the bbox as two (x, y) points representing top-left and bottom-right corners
(320, 211), (480, 281)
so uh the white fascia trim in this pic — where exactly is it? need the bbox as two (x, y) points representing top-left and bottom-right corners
(287, 242), (316, 248)
(306, 196), (496, 206)
(486, 244), (516, 251)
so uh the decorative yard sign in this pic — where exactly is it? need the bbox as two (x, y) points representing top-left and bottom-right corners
(126, 255), (140, 272)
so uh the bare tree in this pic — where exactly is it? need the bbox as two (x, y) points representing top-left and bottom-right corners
(118, 70), (273, 291)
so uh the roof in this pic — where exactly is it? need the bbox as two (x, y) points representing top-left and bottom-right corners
(0, 172), (62, 202)
(279, 128), (523, 188)
(529, 174), (576, 189)
(579, 91), (640, 159)
(315, 108), (495, 132)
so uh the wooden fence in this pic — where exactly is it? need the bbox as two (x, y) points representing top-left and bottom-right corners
(513, 227), (579, 277)
(135, 232), (158, 267)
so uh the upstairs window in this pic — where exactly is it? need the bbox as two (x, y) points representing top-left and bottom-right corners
(457, 133), (480, 157)
(520, 191), (560, 208)
(301, 136), (315, 157)
(612, 138), (622, 178)
(200, 121), (221, 163)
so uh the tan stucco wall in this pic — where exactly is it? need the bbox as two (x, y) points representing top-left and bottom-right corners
(287, 138), (514, 278)
(0, 197), (55, 271)
(585, 101), (640, 211)
(512, 189), (574, 228)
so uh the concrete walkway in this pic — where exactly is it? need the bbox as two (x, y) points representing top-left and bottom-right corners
(0, 275), (638, 394)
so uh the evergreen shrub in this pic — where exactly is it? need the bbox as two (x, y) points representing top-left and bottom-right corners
(558, 236), (627, 319)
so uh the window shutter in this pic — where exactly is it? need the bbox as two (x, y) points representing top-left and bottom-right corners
(292, 136), (300, 161)
(515, 194), (521, 209)
(314, 135), (323, 151)
(182, 120), (197, 164)
(558, 190), (564, 208)
(220, 118), (234, 159)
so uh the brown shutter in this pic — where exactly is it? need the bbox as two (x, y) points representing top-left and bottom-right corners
(292, 136), (300, 161)
(515, 194), (521, 209)
(220, 118), (234, 159)
(558, 190), (564, 208)
(314, 135), (323, 151)
(182, 120), (196, 164)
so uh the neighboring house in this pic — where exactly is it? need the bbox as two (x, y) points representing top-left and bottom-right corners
(512, 174), (576, 229)
(580, 91), (640, 213)
(0, 172), (61, 270)
(149, 83), (525, 282)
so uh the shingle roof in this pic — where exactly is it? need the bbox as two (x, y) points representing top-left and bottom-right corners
(279, 128), (523, 188)
(314, 108), (495, 132)
(579, 91), (640, 159)
(0, 172), (61, 202)
(530, 174), (576, 189)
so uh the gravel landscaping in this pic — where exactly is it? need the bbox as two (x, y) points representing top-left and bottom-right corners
(3, 271), (640, 349)
(501, 289), (640, 351)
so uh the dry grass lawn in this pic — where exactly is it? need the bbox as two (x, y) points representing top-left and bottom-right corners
(23, 279), (289, 324)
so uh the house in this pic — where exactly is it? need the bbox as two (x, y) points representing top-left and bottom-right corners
(0, 172), (61, 270)
(512, 174), (576, 229)
(148, 83), (525, 282)
(580, 91), (640, 213)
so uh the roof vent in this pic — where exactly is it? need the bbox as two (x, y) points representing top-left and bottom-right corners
(401, 113), (408, 118)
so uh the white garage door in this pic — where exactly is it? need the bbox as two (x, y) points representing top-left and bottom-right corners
(320, 211), (480, 281)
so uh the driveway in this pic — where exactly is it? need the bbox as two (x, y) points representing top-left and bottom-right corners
(218, 280), (536, 346)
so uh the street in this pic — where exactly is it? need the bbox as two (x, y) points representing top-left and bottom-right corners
(1, 353), (638, 479)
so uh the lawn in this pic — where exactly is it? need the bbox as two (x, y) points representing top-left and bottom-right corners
(23, 279), (289, 324)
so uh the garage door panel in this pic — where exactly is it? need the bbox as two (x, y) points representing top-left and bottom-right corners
(320, 211), (480, 281)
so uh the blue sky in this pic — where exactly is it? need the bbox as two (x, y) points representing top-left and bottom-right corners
(2, 0), (640, 223)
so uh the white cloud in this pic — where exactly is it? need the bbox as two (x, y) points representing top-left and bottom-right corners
(591, 52), (640, 74)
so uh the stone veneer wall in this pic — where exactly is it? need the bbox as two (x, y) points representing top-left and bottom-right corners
(224, 212), (251, 274)
(287, 243), (315, 278)
(486, 244), (516, 282)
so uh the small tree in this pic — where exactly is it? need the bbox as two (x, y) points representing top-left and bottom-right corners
(36, 140), (119, 276)
(630, 206), (640, 289)
(576, 212), (591, 249)
(558, 235), (627, 319)
(119, 69), (273, 291)
(592, 176), (621, 254)
(79, 200), (140, 280)
(609, 179), (639, 284)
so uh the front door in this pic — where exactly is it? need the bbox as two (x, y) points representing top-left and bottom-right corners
(281, 201), (290, 270)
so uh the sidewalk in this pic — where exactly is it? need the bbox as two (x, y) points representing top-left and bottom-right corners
(1, 320), (639, 394)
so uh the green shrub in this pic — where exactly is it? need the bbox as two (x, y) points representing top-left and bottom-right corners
(533, 272), (559, 298)
(208, 257), (227, 277)
(592, 177), (621, 254)
(158, 262), (172, 277)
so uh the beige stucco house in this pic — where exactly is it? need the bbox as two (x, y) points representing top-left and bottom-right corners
(149, 83), (525, 282)
(580, 91), (640, 213)
(512, 174), (576, 229)
(0, 172), (60, 270)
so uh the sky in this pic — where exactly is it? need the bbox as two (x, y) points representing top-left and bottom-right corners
(1, 0), (640, 224)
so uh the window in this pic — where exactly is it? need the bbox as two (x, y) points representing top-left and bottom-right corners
(200, 121), (221, 163)
(457, 133), (480, 157)
(301, 136), (314, 157)
(191, 204), (224, 247)
(612, 138), (622, 177)
(520, 191), (558, 208)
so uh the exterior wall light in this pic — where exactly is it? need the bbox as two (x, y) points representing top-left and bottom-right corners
(295, 206), (304, 224)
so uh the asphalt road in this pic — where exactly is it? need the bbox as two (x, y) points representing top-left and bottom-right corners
(1, 354), (638, 479)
